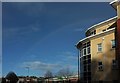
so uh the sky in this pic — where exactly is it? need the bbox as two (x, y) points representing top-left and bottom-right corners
(2, 2), (116, 77)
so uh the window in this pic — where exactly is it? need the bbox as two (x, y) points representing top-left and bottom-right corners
(87, 47), (90, 55)
(102, 29), (106, 32)
(88, 65), (91, 71)
(87, 42), (90, 47)
(87, 55), (91, 59)
(82, 42), (91, 56)
(112, 60), (118, 69)
(84, 56), (86, 59)
(113, 60), (116, 65)
(90, 30), (96, 36)
(83, 43), (86, 48)
(94, 30), (96, 34)
(98, 61), (103, 71)
(83, 48), (86, 56)
(91, 32), (94, 36)
(111, 40), (115, 48)
(88, 59), (91, 63)
(97, 43), (102, 52)
(83, 47), (90, 55)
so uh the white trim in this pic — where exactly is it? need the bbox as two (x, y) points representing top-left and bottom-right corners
(80, 47), (91, 57)
(83, 48), (86, 56)
(86, 46), (91, 55)
(76, 28), (115, 46)
(85, 16), (117, 33)
(110, 0), (119, 10)
(110, 0), (118, 5)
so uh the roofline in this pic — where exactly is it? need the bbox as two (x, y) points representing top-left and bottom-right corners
(75, 28), (115, 48)
(110, 0), (119, 10)
(85, 16), (117, 34)
(110, 0), (118, 5)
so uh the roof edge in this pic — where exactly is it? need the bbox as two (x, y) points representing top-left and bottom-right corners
(85, 16), (117, 34)
(76, 28), (115, 48)
(110, 0), (118, 5)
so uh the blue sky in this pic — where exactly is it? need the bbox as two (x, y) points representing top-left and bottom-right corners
(2, 2), (116, 77)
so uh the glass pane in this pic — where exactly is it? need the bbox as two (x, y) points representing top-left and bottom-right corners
(112, 40), (115, 48)
(98, 43), (102, 52)
(87, 47), (90, 54)
(84, 48), (86, 55)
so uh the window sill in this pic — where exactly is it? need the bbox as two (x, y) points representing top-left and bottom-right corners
(97, 51), (103, 53)
(110, 48), (115, 50)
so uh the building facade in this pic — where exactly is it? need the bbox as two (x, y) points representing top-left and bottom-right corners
(76, 1), (120, 83)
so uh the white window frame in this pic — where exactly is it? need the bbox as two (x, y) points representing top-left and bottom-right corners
(83, 48), (86, 56)
(86, 46), (90, 55)
(97, 43), (102, 52)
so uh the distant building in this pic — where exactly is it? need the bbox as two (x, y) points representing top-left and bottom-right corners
(76, 0), (120, 83)
(44, 75), (78, 83)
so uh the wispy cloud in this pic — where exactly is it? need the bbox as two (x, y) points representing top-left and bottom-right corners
(21, 61), (62, 71)
(60, 51), (77, 61)
(20, 51), (77, 72)
(14, 3), (45, 17)
(54, 51), (77, 72)
(3, 23), (41, 39)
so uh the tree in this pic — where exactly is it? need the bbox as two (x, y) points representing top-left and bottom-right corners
(57, 67), (73, 78)
(44, 70), (53, 78)
(5, 71), (18, 83)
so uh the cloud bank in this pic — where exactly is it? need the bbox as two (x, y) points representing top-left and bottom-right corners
(22, 61), (62, 71)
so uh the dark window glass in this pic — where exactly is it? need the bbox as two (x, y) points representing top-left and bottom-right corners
(102, 29), (106, 32)
(88, 65), (91, 71)
(87, 42), (90, 47)
(98, 62), (102, 65)
(94, 30), (96, 34)
(88, 59), (91, 63)
(98, 61), (103, 71)
(87, 55), (91, 59)
(83, 48), (86, 55)
(87, 47), (90, 54)
(111, 40), (115, 48)
(112, 59), (118, 69)
(84, 56), (86, 60)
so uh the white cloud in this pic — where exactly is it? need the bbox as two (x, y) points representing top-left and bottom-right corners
(22, 61), (62, 71)
(20, 52), (78, 75)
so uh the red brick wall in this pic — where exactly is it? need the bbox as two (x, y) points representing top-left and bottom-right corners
(116, 18), (120, 75)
